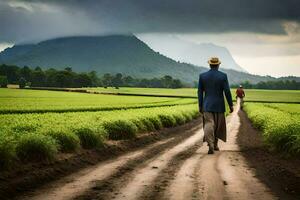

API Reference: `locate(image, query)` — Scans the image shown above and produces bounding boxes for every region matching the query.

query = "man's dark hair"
[209,64,219,68]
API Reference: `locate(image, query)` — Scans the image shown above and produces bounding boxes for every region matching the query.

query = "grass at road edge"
[244,103,300,156]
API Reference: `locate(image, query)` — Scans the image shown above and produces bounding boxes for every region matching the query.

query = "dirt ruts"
[13,119,203,200]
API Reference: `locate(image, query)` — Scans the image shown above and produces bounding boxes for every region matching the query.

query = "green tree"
[74,73,92,87]
[55,70,74,88]
[20,66,31,82]
[19,77,26,88]
[31,69,46,87]
[0,64,20,83]
[65,67,73,73]
[44,68,58,87]
[171,79,183,88]
[149,77,162,88]
[138,78,150,87]
[0,75,8,88]
[102,73,113,88]
[35,66,42,71]
[112,73,123,88]
[123,76,134,86]
[88,71,100,86]
[162,75,173,88]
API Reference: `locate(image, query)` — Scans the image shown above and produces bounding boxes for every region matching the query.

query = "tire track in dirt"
[111,131,203,200]
[196,152,229,200]
[19,121,202,200]
[164,151,203,200]
[161,107,240,200]
[20,141,161,200]
[138,143,202,200]
[218,152,274,200]
[192,106,275,200]
[150,103,277,200]
[74,108,236,200]
[115,107,237,200]
[76,127,204,200]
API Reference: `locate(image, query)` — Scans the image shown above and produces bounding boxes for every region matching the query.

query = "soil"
[237,110,300,199]
[1,105,299,200]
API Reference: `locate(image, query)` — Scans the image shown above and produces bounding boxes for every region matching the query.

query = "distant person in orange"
[236,85,245,109]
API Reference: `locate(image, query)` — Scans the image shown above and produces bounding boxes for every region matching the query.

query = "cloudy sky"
[1,0,300,77]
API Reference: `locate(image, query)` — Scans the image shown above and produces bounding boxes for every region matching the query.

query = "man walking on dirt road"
[236,85,245,109]
[198,57,234,154]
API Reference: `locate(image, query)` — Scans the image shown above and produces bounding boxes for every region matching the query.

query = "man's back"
[198,69,233,113]
[236,88,245,98]
[198,57,233,154]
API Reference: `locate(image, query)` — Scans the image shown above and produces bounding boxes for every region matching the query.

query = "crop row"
[244,103,300,155]
[0,99,197,114]
[264,103,300,115]
[89,87,300,103]
[0,88,196,114]
[0,104,199,168]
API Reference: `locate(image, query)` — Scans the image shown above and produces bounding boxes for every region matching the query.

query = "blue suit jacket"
[198,69,233,113]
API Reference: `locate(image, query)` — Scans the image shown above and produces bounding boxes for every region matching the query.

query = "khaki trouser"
[203,112,226,148]
[237,97,244,108]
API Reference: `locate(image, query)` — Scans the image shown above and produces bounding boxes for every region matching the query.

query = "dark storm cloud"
[1,0,300,43]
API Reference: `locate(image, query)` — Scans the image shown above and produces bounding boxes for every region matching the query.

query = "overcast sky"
[1,0,300,77]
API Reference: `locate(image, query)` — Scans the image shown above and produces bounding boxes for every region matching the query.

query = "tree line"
[232,80,300,90]
[1,64,299,90]
[0,64,183,88]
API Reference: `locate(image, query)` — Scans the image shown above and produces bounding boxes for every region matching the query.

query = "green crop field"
[240,89,300,103]
[0,104,199,167]
[0,88,200,167]
[0,88,196,114]
[1,87,299,167]
[88,87,300,103]
[244,103,300,155]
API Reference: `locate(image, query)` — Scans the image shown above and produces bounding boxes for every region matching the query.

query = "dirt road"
[17,106,300,200]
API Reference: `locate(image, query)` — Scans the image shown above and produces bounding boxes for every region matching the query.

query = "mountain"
[182,42,247,72]
[138,34,246,72]
[0,35,288,85]
[0,35,206,84]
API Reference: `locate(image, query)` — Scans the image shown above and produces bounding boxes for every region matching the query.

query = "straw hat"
[208,57,221,65]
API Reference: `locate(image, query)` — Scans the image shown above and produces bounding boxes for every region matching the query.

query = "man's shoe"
[208,148,214,154]
[214,146,220,151]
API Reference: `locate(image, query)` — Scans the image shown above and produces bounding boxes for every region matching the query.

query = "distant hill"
[278,76,300,82]
[184,42,247,72]
[0,35,294,85]
[138,34,246,72]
